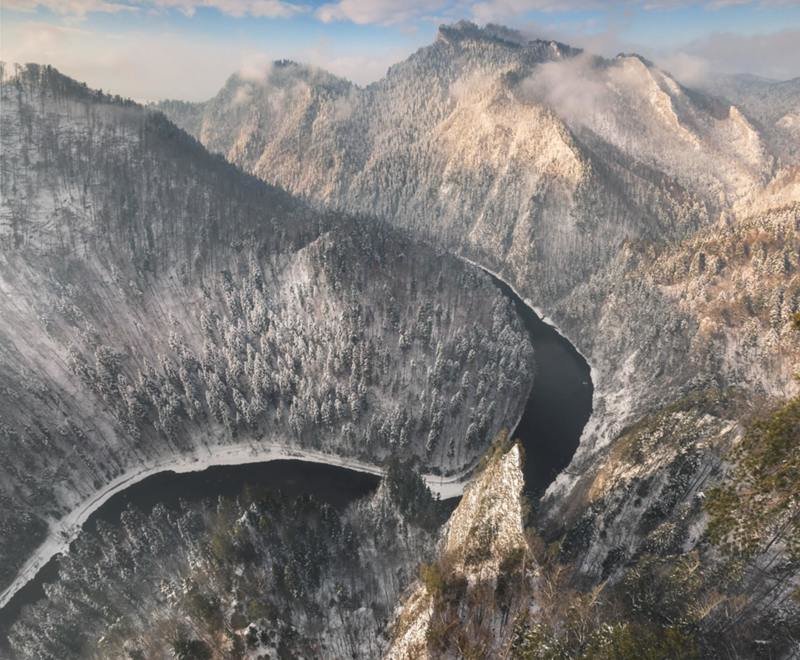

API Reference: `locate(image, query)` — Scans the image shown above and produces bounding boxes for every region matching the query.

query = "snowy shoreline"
[457,255,599,504]
[2,258,547,615]
[457,255,598,388]
[0,443,469,610]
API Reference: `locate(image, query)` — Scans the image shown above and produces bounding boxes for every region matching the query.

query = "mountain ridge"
[0,63,535,609]
[154,27,799,644]
[2,23,799,657]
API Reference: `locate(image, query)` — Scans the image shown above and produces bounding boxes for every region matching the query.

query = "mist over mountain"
[2,19,799,660]
[159,19,798,507]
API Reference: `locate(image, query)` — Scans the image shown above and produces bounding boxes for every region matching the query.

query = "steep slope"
[162,24,720,300]
[391,406,799,658]
[696,73,800,164]
[159,20,799,514]
[9,463,445,659]
[161,22,775,283]
[0,63,534,603]
[388,437,533,659]
[4,24,799,657]
[157,22,800,655]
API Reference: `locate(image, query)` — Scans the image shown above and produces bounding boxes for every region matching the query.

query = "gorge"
[0,261,594,652]
[0,17,798,659]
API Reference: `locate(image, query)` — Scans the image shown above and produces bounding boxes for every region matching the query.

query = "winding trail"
[0,262,594,635]
[0,442,469,612]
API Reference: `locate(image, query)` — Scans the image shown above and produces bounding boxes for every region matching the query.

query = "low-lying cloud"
[516,53,642,130]
[660,29,800,83]
[508,19,800,85]
[2,1,797,102]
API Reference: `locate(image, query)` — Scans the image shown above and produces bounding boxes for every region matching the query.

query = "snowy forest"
[0,64,533,598]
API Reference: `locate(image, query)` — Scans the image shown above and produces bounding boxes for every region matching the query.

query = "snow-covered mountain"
[159,19,798,520]
[161,21,783,277]
[2,20,799,659]
[696,73,800,164]
[155,23,800,657]
[0,62,533,615]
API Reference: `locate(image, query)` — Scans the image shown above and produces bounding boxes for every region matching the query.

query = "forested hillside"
[159,23,800,657]
[160,22,799,494]
[0,63,533,602]
[9,463,445,659]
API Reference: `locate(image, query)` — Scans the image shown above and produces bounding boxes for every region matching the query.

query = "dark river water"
[0,462,380,639]
[487,273,594,497]
[0,269,593,642]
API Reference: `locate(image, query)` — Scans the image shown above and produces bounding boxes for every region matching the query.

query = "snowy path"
[0,442,469,610]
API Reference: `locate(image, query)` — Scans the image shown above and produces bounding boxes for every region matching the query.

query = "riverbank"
[0,441,469,612]
[2,261,594,630]
[459,257,594,496]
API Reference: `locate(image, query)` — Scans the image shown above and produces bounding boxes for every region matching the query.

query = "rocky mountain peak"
[614,51,656,68]
[435,20,581,63]
[226,58,351,95]
[437,20,526,47]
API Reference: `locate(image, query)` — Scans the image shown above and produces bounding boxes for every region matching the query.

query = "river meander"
[0,268,593,640]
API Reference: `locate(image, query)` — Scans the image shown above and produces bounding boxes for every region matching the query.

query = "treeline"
[9,466,445,659]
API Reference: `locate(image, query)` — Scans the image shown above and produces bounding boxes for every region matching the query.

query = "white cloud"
[471,0,800,23]
[516,53,613,127]
[656,51,710,85]
[557,24,800,84]
[315,0,447,25]
[2,1,797,101]
[231,84,254,105]
[3,0,137,14]
[499,15,800,84]
[4,0,797,22]
[151,0,307,18]
[307,50,401,83]
[663,29,800,82]
[3,0,307,18]
[238,52,274,81]
[0,17,413,99]
[470,0,601,23]
[0,21,251,100]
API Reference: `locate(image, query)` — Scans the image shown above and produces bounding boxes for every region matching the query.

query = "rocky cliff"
[388,437,533,659]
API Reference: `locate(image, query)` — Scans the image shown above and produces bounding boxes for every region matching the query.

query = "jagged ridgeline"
[156,22,798,498]
[0,65,534,595]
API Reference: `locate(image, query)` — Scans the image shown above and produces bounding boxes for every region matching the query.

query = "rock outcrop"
[388,438,533,659]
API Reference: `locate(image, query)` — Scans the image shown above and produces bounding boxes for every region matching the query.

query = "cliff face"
[696,74,800,165]
[0,64,534,600]
[390,402,799,659]
[161,24,719,304]
[388,439,533,659]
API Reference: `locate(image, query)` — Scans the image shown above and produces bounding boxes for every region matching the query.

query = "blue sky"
[2,1,799,101]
